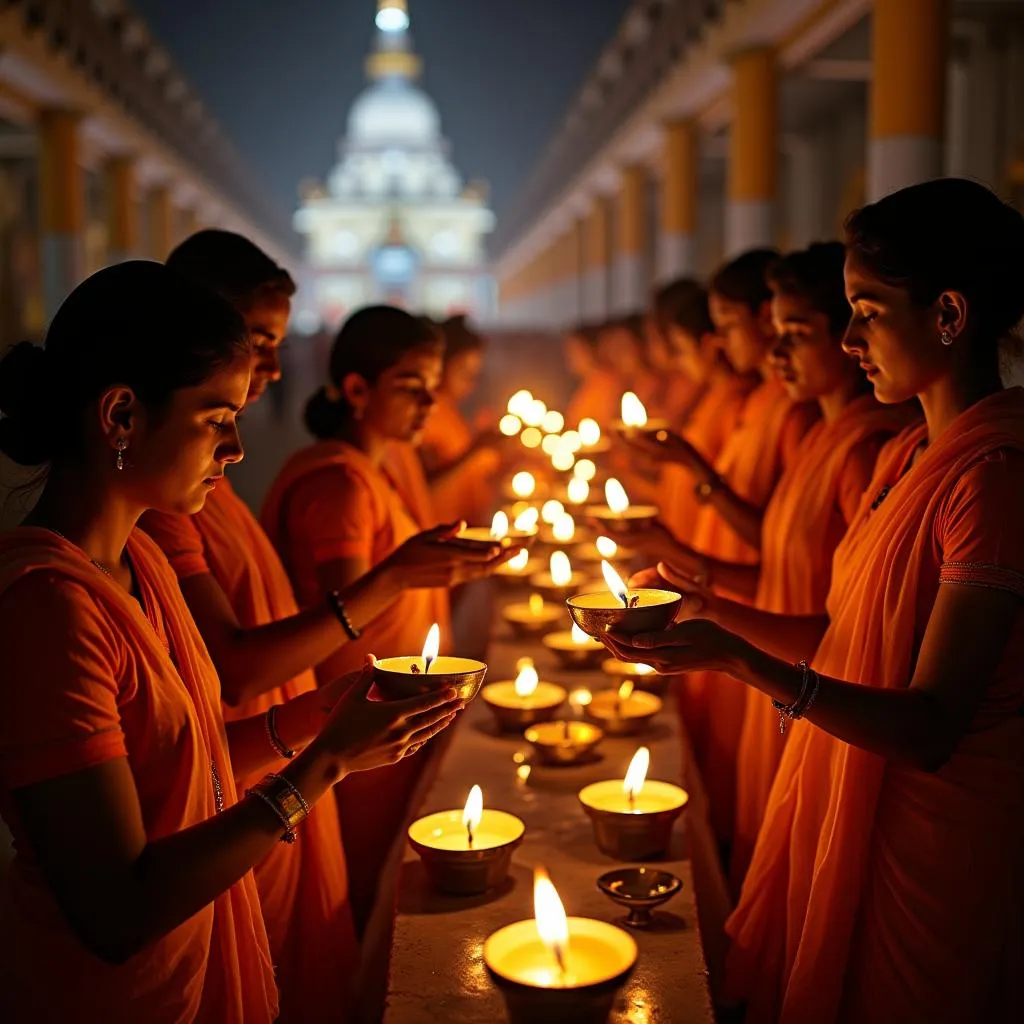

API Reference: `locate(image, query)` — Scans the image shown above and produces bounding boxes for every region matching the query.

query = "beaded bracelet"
[327,590,361,640]
[771,660,820,735]
[265,704,295,759]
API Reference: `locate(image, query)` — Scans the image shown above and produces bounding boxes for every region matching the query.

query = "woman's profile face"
[444,349,483,403]
[242,290,291,405]
[842,252,945,405]
[709,293,772,374]
[123,350,250,515]
[364,345,443,442]
[667,324,710,383]
[769,292,858,402]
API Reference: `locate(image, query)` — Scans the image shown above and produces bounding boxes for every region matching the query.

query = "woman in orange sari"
[606,179,1024,1023]
[0,263,463,1022]
[263,307,511,931]
[418,316,504,525]
[647,279,705,427]
[141,232,502,1020]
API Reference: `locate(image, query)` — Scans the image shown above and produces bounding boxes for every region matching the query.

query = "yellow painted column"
[726,47,778,256]
[660,119,699,279]
[105,156,138,264]
[615,164,648,313]
[146,185,175,261]
[584,196,611,321]
[869,0,948,199]
[38,109,85,318]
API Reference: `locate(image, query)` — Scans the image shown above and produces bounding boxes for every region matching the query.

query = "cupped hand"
[317,658,465,775]
[387,522,510,588]
[655,561,713,619]
[601,619,739,675]
[628,565,671,590]
[626,429,713,477]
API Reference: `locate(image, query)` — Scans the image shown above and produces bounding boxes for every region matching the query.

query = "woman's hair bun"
[0,342,57,466]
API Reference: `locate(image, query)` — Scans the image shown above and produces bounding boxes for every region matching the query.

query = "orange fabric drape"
[262,440,450,933]
[730,396,914,887]
[727,389,1024,1024]
[684,379,819,843]
[566,368,621,429]
[0,529,276,1024]
[142,479,357,1022]
[658,371,704,428]
[382,441,438,531]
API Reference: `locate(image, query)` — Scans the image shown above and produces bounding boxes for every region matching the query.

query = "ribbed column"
[105,156,138,265]
[583,197,611,322]
[726,48,778,256]
[39,109,85,318]
[869,0,948,200]
[659,120,699,280]
[615,165,647,313]
[146,185,175,261]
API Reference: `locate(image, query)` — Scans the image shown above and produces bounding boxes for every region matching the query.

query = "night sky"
[132,0,631,224]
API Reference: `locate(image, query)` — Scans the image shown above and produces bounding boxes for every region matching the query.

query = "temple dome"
[347,80,440,148]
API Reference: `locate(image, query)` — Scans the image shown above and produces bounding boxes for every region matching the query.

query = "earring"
[940,330,953,347]
[115,437,127,471]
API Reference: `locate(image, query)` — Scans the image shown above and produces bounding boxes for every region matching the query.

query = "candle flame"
[421,623,440,672]
[623,746,650,802]
[514,663,540,698]
[499,413,522,437]
[516,656,535,673]
[574,458,597,482]
[552,513,576,544]
[569,687,592,708]
[490,510,509,539]
[514,507,539,532]
[566,477,590,505]
[560,429,581,453]
[601,560,629,607]
[528,594,545,616]
[462,784,483,841]
[521,426,543,449]
[542,409,565,434]
[541,499,564,524]
[541,433,561,456]
[512,471,536,498]
[570,623,590,646]
[516,764,532,784]
[522,399,547,427]
[551,448,576,473]
[533,867,570,972]
[618,680,635,702]
[595,535,618,558]
[550,551,573,587]
[507,548,529,571]
[634,663,655,675]
[507,389,533,417]
[578,418,601,447]
[621,391,648,428]
[605,478,630,515]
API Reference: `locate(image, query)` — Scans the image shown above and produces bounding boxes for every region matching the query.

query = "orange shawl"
[731,396,913,888]
[0,529,276,1024]
[143,479,357,1023]
[727,389,1024,1023]
[382,441,437,531]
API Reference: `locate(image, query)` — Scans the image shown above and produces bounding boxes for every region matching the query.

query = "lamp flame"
[514,663,540,699]
[570,623,590,646]
[507,389,533,417]
[551,449,576,473]
[578,418,601,447]
[634,663,655,675]
[569,687,592,710]
[499,414,522,437]
[507,548,529,571]
[550,551,573,587]
[621,392,648,428]
[595,535,618,558]
[618,680,635,702]
[605,478,630,515]
[623,746,650,805]
[541,499,565,524]
[521,427,543,449]
[490,511,509,539]
[566,477,590,505]
[601,560,629,607]
[421,623,440,672]
[528,593,545,616]
[522,399,547,427]
[462,784,483,846]
[542,409,565,434]
[552,513,576,544]
[514,507,539,532]
[512,471,536,498]
[533,867,570,977]
[574,458,597,482]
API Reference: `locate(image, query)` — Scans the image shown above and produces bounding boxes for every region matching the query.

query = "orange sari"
[727,389,1024,1023]
[0,529,276,1024]
[383,441,437,531]
[685,378,819,843]
[730,395,912,888]
[566,368,621,429]
[262,440,450,933]
[419,395,500,525]
[142,478,358,1022]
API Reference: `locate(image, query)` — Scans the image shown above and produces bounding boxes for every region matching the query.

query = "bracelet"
[327,590,361,640]
[771,660,818,735]
[246,773,310,844]
[265,704,295,759]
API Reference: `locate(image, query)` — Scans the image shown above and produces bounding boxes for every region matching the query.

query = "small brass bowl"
[586,505,660,535]
[502,601,565,638]
[525,720,605,766]
[597,867,682,927]
[455,526,538,552]
[493,555,545,585]
[481,681,567,732]
[373,656,487,702]
[542,630,605,670]
[585,689,662,736]
[601,658,666,694]
[566,589,681,638]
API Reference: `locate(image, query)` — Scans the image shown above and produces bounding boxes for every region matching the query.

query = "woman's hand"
[654,561,715,619]
[602,619,743,676]
[625,429,716,482]
[316,659,465,775]
[385,522,515,588]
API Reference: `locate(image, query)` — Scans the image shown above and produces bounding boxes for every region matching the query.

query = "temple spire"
[367,1,421,81]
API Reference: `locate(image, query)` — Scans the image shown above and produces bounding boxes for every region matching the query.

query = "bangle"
[246,773,310,844]
[771,660,818,735]
[327,590,361,640]
[265,704,295,759]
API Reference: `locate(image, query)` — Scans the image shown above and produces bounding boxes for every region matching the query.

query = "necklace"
[45,527,225,814]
